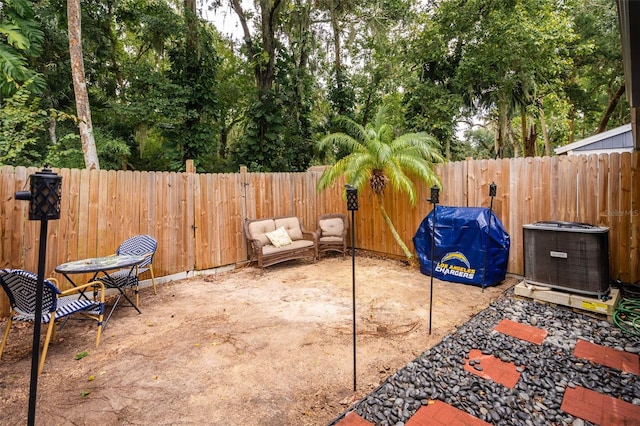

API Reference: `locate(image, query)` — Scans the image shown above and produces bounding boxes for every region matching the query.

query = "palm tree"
[317,106,445,265]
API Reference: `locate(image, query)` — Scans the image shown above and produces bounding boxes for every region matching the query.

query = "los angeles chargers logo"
[440,251,471,269]
[436,251,476,280]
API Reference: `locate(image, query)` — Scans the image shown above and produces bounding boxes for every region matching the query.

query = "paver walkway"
[334,318,640,425]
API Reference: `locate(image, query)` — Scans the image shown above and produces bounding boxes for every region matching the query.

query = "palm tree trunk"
[377,195,416,266]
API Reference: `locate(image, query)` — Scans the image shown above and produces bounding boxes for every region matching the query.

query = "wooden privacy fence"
[1,152,638,317]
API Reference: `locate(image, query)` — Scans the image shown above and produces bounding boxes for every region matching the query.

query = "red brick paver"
[561,385,640,425]
[574,339,640,375]
[463,349,521,388]
[334,411,373,426]
[493,319,548,345]
[406,400,491,426]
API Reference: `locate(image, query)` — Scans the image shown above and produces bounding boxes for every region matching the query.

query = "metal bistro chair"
[99,235,157,308]
[0,269,105,374]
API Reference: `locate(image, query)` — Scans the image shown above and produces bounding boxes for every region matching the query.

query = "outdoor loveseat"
[244,216,318,268]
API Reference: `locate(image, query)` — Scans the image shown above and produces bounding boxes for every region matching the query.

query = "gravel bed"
[330,288,640,426]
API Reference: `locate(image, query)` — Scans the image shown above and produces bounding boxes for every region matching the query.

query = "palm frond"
[318,132,358,152]
[332,115,367,143]
[372,105,389,129]
[378,123,394,144]
[392,132,445,163]
[371,138,391,167]
[384,160,417,203]
[394,153,441,187]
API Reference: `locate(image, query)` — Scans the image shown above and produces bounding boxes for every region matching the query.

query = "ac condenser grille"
[523,222,609,297]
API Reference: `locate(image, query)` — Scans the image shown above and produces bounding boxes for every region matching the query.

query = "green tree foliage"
[229,0,322,172]
[564,0,626,138]
[45,127,130,170]
[60,0,221,171]
[0,0,628,169]
[406,0,573,157]
[0,85,48,164]
[164,22,221,171]
[317,105,444,264]
[213,38,253,171]
[0,0,45,97]
[231,90,287,171]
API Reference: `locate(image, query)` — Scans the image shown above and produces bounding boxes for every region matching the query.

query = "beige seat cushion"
[248,219,276,246]
[319,235,343,242]
[319,218,344,237]
[275,217,303,240]
[262,239,314,255]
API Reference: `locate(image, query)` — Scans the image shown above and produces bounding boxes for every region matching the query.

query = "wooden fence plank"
[609,155,622,279]
[193,173,206,269]
[597,154,610,227]
[618,153,632,283]
[466,157,479,207]
[21,168,39,273]
[532,156,544,222]
[1,167,17,270]
[509,158,525,274]
[86,170,100,258]
[584,155,599,226]
[576,155,589,221]
[631,153,640,283]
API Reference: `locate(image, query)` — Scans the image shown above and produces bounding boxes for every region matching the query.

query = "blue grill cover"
[413,206,510,287]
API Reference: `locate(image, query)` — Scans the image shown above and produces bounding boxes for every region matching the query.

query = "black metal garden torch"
[345,184,358,392]
[428,185,439,335]
[15,165,62,426]
[481,182,497,293]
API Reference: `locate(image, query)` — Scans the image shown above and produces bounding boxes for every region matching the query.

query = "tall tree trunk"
[568,108,575,144]
[253,0,282,94]
[495,93,508,158]
[106,1,123,95]
[539,101,551,156]
[219,126,229,157]
[376,194,416,266]
[229,1,281,92]
[507,124,519,157]
[230,0,283,150]
[185,0,198,55]
[596,82,625,134]
[68,0,99,169]
[522,105,537,157]
[182,0,200,163]
[330,0,346,115]
[48,117,57,145]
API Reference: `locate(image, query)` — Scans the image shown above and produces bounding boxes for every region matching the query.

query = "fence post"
[240,166,248,258]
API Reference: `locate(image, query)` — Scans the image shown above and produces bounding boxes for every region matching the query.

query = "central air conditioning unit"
[523,221,610,297]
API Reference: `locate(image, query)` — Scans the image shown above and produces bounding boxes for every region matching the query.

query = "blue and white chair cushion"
[98,235,158,306]
[0,269,105,374]
[2,270,102,322]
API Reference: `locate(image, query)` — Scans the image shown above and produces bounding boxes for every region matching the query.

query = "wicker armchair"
[316,213,348,259]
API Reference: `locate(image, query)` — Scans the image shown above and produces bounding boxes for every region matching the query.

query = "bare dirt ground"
[0,254,517,425]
